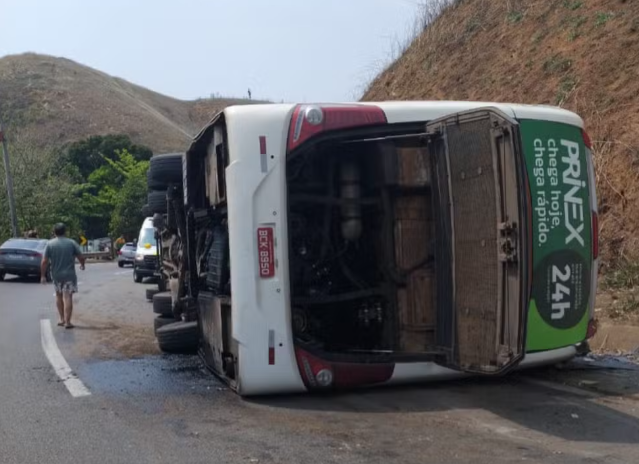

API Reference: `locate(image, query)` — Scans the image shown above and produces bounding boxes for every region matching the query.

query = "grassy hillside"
[0,53,259,153]
[363,0,639,270]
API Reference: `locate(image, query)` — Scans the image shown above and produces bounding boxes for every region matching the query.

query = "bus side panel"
[224,106,306,396]
[518,119,593,352]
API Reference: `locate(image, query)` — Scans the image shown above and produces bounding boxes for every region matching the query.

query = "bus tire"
[146,288,160,301]
[152,292,173,316]
[148,190,167,215]
[156,321,199,354]
[154,315,177,333]
[148,153,183,190]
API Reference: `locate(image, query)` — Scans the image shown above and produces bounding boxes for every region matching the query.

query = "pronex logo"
[560,140,586,247]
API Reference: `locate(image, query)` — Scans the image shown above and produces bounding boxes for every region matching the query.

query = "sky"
[0,0,422,102]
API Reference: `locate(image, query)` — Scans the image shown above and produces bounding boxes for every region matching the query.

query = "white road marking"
[39,319,91,398]
[114,271,130,276]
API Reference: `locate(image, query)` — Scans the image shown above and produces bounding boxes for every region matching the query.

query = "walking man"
[41,223,86,329]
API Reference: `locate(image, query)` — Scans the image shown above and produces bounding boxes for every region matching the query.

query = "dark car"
[0,238,51,282]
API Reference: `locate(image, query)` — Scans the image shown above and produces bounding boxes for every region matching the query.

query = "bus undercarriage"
[287,134,441,360]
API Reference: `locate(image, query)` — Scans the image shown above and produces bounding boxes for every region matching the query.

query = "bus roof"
[188,101,584,159]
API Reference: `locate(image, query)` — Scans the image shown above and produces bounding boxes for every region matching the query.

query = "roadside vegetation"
[0,130,151,242]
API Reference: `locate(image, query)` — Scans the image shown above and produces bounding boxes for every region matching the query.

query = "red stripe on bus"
[259,136,267,155]
[268,329,275,365]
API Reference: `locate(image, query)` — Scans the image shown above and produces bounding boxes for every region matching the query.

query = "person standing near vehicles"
[41,223,86,329]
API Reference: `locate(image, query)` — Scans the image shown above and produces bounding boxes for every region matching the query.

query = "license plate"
[257,227,275,278]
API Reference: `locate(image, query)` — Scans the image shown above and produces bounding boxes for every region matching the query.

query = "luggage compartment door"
[427,108,528,374]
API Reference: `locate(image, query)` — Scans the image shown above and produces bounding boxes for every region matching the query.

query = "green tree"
[97,149,149,239]
[64,134,152,179]
[65,135,153,238]
[0,130,151,244]
[109,170,148,240]
[0,129,81,240]
[73,148,149,239]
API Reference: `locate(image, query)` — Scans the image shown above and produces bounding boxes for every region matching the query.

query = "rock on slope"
[363,0,639,268]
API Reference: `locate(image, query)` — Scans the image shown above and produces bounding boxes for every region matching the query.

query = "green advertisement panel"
[519,120,592,352]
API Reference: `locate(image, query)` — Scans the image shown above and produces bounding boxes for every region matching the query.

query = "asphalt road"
[1,263,638,464]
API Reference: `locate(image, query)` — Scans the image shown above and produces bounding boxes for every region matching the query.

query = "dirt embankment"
[363,0,639,272]
[0,53,261,153]
[363,0,639,348]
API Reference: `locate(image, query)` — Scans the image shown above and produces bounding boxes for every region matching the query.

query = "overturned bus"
[144,101,598,396]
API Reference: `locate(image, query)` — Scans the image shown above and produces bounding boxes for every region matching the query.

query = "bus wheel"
[152,293,173,317]
[148,190,168,215]
[148,153,183,190]
[154,315,177,334]
[156,321,198,354]
[146,288,160,301]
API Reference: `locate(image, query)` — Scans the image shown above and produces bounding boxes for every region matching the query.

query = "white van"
[133,217,158,283]
[148,101,598,396]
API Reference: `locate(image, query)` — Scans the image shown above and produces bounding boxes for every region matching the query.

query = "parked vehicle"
[0,238,51,282]
[117,242,137,267]
[133,218,158,283]
[146,101,598,396]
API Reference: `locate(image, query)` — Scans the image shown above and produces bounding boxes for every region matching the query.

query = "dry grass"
[0,53,260,153]
[363,0,639,271]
